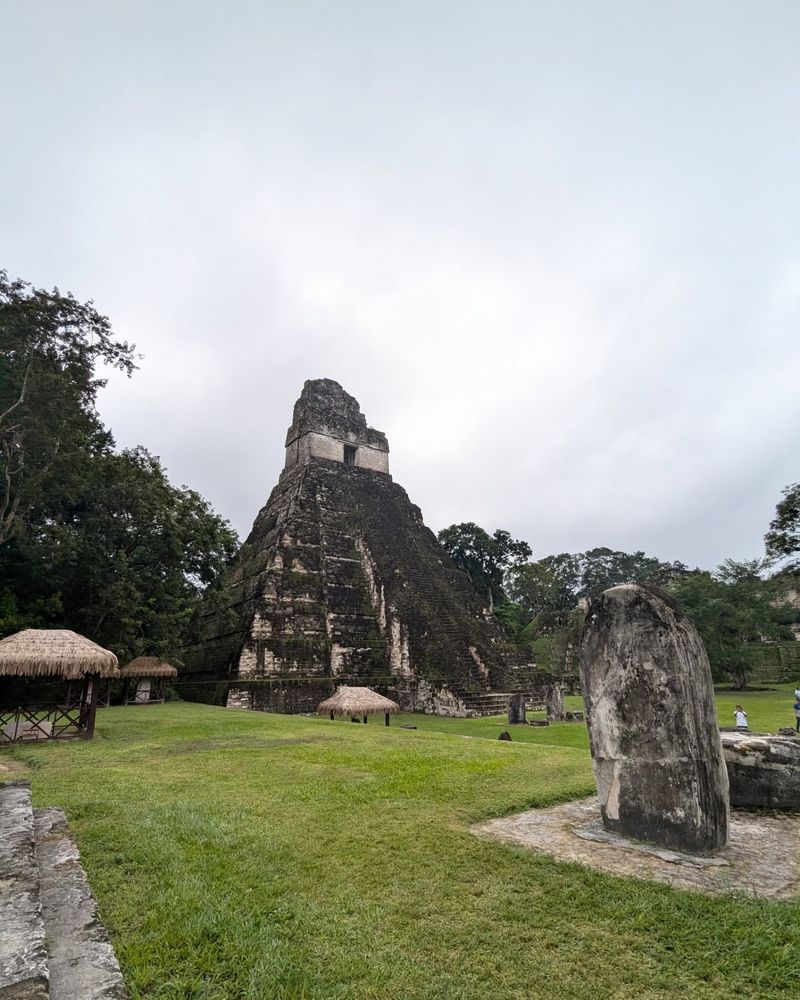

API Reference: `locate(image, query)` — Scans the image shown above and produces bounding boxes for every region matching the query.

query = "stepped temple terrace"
[183,379,536,715]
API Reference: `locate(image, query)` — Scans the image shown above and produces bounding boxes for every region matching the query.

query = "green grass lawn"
[2,692,799,1000]
[392,695,591,749]
[713,683,798,735]
[394,684,800,750]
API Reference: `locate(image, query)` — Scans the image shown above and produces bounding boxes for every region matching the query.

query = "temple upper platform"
[283,378,390,474]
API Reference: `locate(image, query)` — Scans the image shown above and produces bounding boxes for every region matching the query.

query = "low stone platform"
[35,809,129,1000]
[472,797,800,898]
[0,782,48,1000]
[721,732,800,811]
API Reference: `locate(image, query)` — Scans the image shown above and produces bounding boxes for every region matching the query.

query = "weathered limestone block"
[0,782,48,1000]
[721,733,800,811]
[508,692,526,724]
[34,808,129,999]
[580,585,729,854]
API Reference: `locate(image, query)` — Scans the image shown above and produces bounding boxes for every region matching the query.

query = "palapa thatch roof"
[317,685,400,716]
[121,656,178,679]
[0,629,120,679]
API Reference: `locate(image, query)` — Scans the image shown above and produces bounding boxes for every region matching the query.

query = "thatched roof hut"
[0,629,120,679]
[317,685,400,725]
[120,656,178,679]
[119,656,178,706]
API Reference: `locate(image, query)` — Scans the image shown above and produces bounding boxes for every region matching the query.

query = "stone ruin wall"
[285,431,390,474]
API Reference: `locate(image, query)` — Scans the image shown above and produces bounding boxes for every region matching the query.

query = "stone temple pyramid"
[183,379,533,715]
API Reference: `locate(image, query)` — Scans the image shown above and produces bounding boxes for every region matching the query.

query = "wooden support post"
[84,674,100,739]
[330,711,335,721]
[385,712,390,727]
[363,714,368,724]
[78,677,89,731]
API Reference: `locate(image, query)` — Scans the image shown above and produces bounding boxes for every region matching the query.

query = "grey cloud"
[2,1,799,568]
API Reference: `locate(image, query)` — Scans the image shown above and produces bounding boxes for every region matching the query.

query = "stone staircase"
[0,781,128,1000]
[459,691,546,717]
[319,516,389,677]
[459,692,513,716]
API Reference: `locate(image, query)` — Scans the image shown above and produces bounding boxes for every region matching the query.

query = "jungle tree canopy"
[0,270,238,664]
[437,522,531,609]
[765,482,800,571]
[0,269,136,546]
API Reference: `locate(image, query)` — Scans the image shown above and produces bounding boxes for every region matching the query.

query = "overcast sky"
[2,1,799,568]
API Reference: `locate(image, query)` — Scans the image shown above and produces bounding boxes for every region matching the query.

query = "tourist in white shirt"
[734,705,748,729]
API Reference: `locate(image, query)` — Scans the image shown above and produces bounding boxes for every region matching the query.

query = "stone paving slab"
[0,782,48,1000]
[34,808,128,1000]
[472,796,800,898]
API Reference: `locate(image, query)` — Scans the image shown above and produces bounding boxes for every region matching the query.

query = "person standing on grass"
[734,705,749,730]
[794,696,800,733]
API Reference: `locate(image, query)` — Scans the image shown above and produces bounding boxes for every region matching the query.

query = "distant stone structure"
[183,379,534,715]
[579,585,729,855]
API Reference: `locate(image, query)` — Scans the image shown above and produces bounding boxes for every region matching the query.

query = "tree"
[668,560,795,689]
[507,547,687,623]
[437,522,531,610]
[0,270,238,664]
[492,600,528,643]
[504,546,688,672]
[0,270,136,546]
[506,555,581,619]
[525,608,586,675]
[0,446,238,663]
[765,482,800,570]
[578,547,687,596]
